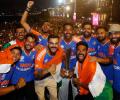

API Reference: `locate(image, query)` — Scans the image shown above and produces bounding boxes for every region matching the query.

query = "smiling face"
[16,28,25,41]
[48,38,59,56]
[41,22,51,33]
[24,36,36,51]
[83,24,92,38]
[63,24,73,40]
[110,32,120,44]
[11,48,21,63]
[76,45,88,63]
[97,28,107,42]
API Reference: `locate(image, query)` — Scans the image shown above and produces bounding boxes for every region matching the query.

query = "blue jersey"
[11,49,36,84]
[35,52,55,80]
[82,37,99,56]
[44,53,53,64]
[37,35,47,46]
[60,40,76,70]
[0,68,13,87]
[113,45,120,92]
[97,42,113,80]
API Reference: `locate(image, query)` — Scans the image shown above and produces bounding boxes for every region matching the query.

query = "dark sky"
[0,0,57,12]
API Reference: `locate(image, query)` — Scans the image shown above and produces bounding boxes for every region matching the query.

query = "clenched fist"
[27,1,34,9]
[16,78,26,89]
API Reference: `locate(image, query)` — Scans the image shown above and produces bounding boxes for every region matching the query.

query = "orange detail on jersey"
[35,47,64,69]
[31,29,41,36]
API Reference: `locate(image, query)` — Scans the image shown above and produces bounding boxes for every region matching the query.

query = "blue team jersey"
[97,42,113,80]
[37,35,48,46]
[11,49,36,84]
[113,45,120,92]
[60,40,76,70]
[36,52,53,71]
[44,53,53,64]
[0,68,13,87]
[82,37,99,56]
[35,52,56,80]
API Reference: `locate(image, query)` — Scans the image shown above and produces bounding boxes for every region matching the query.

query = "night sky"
[0,0,57,12]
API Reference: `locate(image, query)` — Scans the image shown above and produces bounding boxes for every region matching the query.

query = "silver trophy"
[65,48,71,77]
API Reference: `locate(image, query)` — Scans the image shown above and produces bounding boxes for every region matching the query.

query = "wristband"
[25,7,31,12]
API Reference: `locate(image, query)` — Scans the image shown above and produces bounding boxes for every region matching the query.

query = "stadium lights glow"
[65,6,70,11]
[70,0,73,3]
[58,0,64,4]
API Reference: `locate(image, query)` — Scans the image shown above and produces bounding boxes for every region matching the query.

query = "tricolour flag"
[89,63,113,100]
[74,55,113,100]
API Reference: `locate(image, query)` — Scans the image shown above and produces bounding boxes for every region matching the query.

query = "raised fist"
[27,1,34,8]
[16,78,26,89]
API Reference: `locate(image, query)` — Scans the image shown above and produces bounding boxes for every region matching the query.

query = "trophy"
[65,48,71,77]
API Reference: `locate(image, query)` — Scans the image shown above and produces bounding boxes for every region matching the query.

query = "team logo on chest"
[44,59,48,63]
[20,56,24,62]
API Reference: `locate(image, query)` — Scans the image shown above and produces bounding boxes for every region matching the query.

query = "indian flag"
[0,64,11,73]
[74,56,113,100]
[3,40,16,49]
[88,62,113,100]
[0,47,14,73]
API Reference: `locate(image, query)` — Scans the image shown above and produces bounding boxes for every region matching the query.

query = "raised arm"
[20,1,34,33]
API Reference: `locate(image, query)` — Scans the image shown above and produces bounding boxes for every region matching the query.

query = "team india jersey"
[31,29,48,47]
[37,35,47,46]
[113,45,120,93]
[11,49,36,84]
[0,68,13,87]
[96,42,113,81]
[82,37,99,56]
[60,40,76,70]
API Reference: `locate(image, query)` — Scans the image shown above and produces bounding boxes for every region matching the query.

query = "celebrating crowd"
[0,1,120,100]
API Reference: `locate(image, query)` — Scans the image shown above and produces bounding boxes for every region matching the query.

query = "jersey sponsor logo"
[98,52,106,58]
[88,48,95,52]
[20,63,33,68]
[0,80,9,87]
[16,64,34,71]
[88,48,96,56]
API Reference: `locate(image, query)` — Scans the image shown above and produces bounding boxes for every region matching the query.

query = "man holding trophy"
[59,23,77,100]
